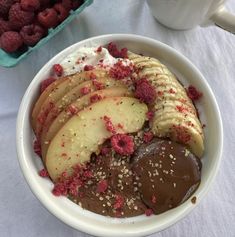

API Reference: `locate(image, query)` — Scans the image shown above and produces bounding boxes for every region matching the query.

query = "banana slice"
[128,51,204,157]
[155,117,204,157]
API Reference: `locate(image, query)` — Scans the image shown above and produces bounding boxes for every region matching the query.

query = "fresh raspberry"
[0,31,23,53]
[20,24,45,46]
[39,0,50,7]
[21,0,40,12]
[111,134,134,155]
[134,78,156,104]
[37,8,59,29]
[9,3,34,30]
[72,0,83,10]
[61,0,72,11]
[187,85,203,101]
[0,19,11,36]
[53,3,69,23]
[53,63,63,76]
[0,0,14,17]
[40,77,56,93]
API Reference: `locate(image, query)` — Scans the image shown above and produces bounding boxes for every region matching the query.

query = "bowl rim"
[16,33,223,237]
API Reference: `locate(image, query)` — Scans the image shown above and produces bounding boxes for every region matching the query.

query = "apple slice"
[33,69,108,137]
[41,87,133,161]
[40,77,128,150]
[31,78,65,131]
[46,97,147,181]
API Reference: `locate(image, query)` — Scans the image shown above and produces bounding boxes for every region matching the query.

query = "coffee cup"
[147,0,235,33]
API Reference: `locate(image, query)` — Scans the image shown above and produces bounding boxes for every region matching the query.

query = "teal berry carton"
[0,0,93,68]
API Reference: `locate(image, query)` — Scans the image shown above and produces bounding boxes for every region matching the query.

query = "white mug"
[147,0,235,33]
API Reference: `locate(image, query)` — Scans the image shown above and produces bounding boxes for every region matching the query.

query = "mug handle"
[210,6,235,33]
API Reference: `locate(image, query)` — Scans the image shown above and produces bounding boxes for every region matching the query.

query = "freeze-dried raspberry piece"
[40,77,56,93]
[135,78,156,104]
[39,168,49,177]
[187,85,203,101]
[97,180,108,193]
[53,64,63,76]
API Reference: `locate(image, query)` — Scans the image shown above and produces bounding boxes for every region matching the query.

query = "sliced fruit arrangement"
[32,68,108,136]
[46,97,147,181]
[41,86,133,161]
[128,51,204,157]
[32,44,205,218]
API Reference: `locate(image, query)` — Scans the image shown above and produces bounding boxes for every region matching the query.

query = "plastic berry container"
[0,0,93,68]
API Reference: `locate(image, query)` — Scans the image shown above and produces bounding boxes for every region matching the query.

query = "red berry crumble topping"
[146,110,154,121]
[113,194,124,210]
[84,65,94,71]
[111,134,134,155]
[143,131,154,143]
[40,77,56,93]
[80,86,91,95]
[187,85,203,101]
[39,168,49,177]
[145,208,154,216]
[109,61,133,80]
[134,78,156,104]
[103,115,116,134]
[33,138,41,157]
[107,42,128,58]
[96,179,108,193]
[90,94,102,103]
[53,64,63,76]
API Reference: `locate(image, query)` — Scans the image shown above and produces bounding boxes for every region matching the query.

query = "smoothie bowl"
[16,34,223,237]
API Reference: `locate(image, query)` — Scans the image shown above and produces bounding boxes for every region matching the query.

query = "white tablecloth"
[1,1,235,236]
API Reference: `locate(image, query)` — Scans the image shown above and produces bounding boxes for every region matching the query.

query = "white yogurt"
[60,47,123,76]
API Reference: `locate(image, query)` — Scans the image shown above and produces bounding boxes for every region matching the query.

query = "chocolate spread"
[132,138,201,214]
[70,138,201,217]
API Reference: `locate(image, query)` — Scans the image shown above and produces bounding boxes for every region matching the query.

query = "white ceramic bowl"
[16,34,223,237]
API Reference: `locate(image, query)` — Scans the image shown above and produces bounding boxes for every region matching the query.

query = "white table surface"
[1,1,235,236]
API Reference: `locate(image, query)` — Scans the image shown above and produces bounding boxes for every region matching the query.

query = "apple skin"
[41,87,133,161]
[46,97,148,181]
[32,69,108,136]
